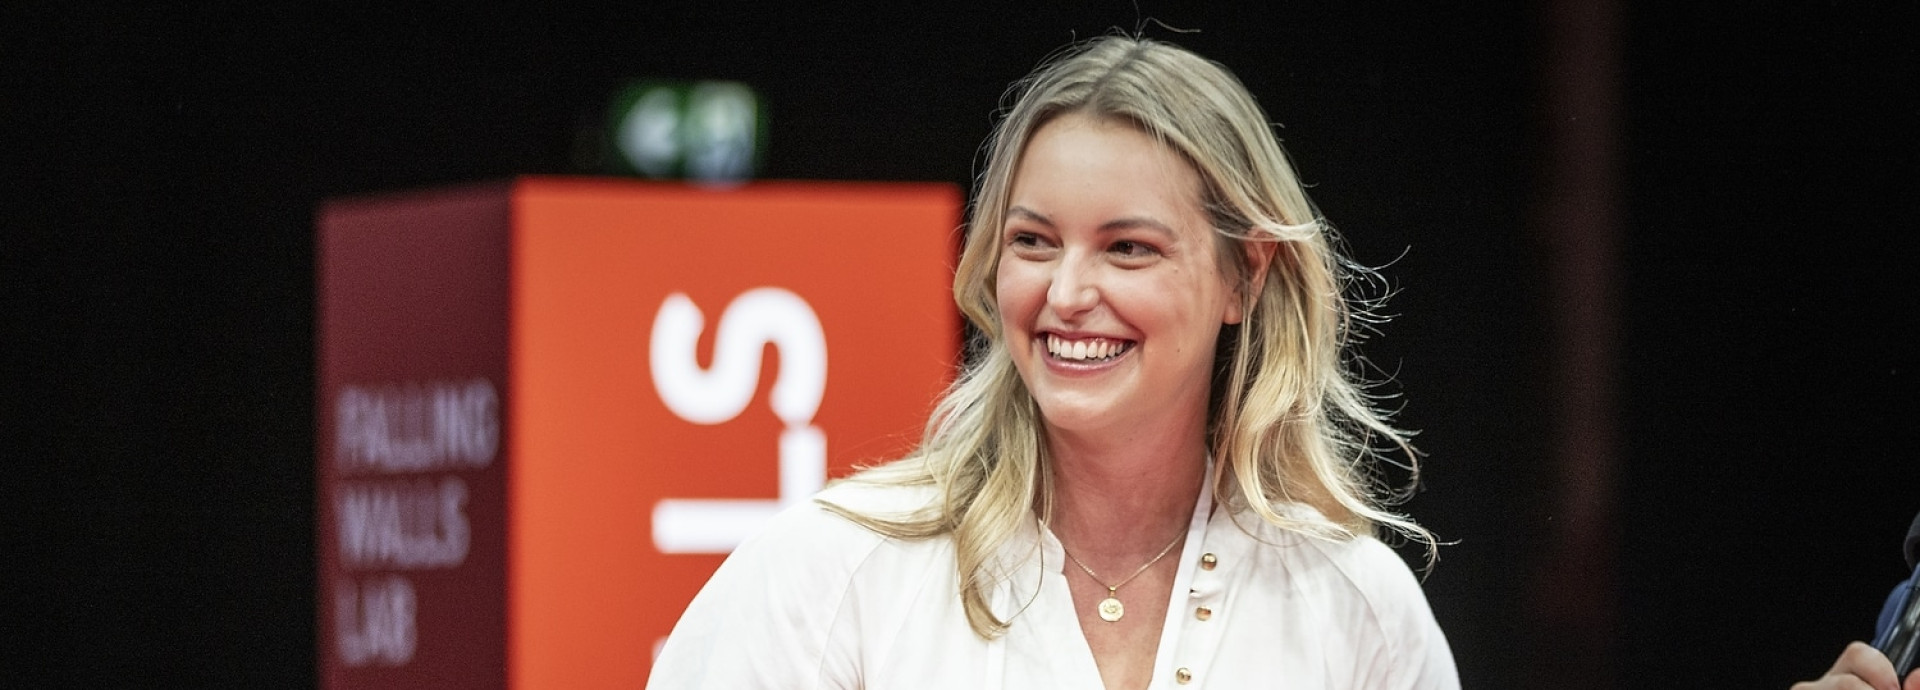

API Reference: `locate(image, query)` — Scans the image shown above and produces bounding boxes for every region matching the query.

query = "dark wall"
[3,2,1912,688]
[1617,2,1919,685]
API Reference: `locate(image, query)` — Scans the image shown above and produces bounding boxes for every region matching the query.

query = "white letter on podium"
[649,288,826,553]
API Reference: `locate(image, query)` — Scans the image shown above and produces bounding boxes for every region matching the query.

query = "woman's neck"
[1040,420,1209,564]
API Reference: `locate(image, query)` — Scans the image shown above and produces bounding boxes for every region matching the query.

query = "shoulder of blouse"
[712,480,949,589]
[813,478,942,521]
[1229,501,1450,682]
[1227,500,1436,631]
[649,483,955,689]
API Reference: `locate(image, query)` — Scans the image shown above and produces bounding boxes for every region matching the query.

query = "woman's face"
[995,113,1242,441]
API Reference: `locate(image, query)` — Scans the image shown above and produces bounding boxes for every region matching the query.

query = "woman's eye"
[1008,231,1051,250]
[1111,240,1157,258]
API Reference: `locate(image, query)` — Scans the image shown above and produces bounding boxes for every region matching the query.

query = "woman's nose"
[1045,252,1099,318]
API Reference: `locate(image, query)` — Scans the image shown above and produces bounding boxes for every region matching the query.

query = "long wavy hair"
[820,35,1433,639]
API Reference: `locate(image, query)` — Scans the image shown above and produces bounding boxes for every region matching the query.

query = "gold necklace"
[1055,529,1186,623]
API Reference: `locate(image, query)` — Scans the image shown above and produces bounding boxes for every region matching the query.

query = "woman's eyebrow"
[1097,216,1175,239]
[1006,206,1176,238]
[1005,205,1053,227]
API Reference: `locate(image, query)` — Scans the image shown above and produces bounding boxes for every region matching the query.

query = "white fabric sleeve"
[1350,540,1460,690]
[646,501,879,689]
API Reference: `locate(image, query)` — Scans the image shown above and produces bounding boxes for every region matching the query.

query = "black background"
[4,2,1916,687]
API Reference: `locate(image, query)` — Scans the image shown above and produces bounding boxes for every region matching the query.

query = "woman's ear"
[1225,240,1279,325]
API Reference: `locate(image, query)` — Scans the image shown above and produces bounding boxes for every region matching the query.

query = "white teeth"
[1046,335,1129,362]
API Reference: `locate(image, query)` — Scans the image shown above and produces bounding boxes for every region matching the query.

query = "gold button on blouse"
[1195,606,1212,621]
[1199,553,1217,570]
[1176,667,1193,684]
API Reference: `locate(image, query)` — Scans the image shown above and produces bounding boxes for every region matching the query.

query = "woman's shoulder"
[814,477,943,519]
[650,481,952,687]
[710,479,948,589]
[1228,502,1432,609]
[1225,503,1456,684]
[736,480,942,569]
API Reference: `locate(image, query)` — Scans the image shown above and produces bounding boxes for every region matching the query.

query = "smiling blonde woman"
[650,35,1457,690]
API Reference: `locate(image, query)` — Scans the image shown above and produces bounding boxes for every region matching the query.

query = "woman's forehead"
[1006,115,1204,217]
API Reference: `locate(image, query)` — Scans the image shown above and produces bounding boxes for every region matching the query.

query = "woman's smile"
[1044,334,1135,364]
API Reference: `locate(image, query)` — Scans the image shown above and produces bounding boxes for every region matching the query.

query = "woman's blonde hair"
[821,34,1432,639]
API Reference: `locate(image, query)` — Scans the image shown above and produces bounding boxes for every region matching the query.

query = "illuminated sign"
[607,81,765,184]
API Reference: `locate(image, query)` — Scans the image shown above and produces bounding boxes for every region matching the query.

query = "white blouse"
[649,474,1458,689]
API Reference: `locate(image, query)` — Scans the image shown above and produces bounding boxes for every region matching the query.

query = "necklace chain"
[1054,526,1186,620]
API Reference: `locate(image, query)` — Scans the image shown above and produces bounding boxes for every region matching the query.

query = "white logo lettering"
[335,575,418,667]
[649,288,826,553]
[335,477,471,569]
[335,379,499,474]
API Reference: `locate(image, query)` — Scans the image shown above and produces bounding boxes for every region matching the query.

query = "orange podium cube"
[317,177,961,689]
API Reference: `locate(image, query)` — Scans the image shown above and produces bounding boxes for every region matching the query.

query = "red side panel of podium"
[318,183,513,690]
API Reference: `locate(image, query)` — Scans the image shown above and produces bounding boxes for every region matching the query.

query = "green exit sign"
[606,80,766,184]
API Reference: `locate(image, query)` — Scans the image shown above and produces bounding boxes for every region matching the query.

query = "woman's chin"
[1031,397,1132,437]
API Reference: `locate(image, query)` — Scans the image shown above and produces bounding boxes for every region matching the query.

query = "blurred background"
[4,2,1915,687]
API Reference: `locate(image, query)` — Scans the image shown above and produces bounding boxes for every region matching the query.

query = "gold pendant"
[1098,596,1124,622]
